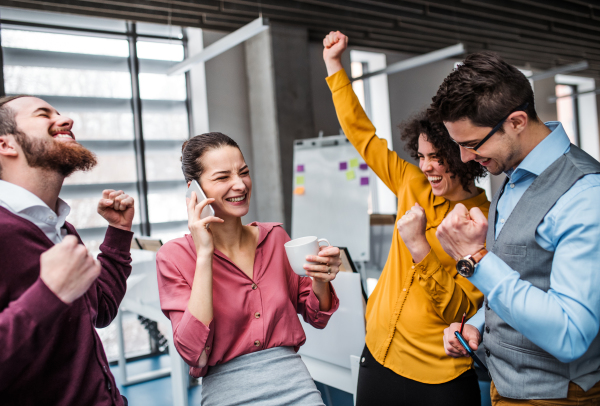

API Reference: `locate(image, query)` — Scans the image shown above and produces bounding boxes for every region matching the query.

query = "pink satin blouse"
[156,222,339,377]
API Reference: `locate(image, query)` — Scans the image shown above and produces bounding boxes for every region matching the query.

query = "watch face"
[457,259,474,277]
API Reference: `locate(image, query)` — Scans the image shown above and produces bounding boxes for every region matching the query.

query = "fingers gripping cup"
[284,236,331,277]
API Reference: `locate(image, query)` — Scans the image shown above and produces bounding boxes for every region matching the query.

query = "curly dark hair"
[400,110,486,193]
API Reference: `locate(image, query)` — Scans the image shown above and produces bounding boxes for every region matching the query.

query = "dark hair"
[428,51,538,128]
[0,95,30,137]
[400,110,486,193]
[0,95,31,178]
[181,132,242,182]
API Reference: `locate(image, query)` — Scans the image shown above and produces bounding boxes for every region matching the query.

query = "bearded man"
[0,95,135,406]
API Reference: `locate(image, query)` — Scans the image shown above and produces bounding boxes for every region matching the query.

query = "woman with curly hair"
[323,31,489,406]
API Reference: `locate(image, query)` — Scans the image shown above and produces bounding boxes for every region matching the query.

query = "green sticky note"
[296,175,305,185]
[350,158,359,168]
[346,170,356,180]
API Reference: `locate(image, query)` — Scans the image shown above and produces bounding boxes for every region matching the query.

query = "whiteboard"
[298,272,366,369]
[291,135,370,262]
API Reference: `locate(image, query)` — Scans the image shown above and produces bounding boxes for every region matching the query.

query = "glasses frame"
[455,102,530,154]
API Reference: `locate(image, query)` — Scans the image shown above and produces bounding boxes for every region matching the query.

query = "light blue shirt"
[467,122,600,363]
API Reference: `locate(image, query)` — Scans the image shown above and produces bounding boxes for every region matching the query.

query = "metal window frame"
[127,21,151,236]
[0,18,192,238]
[556,83,581,147]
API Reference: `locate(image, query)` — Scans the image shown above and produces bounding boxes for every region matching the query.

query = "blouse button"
[510,183,515,189]
[254,340,261,347]
[206,346,211,351]
[251,283,258,290]
[254,312,261,319]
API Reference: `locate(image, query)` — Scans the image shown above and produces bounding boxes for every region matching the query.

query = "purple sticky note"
[360,177,369,186]
[297,164,304,172]
[359,163,368,170]
[339,162,348,170]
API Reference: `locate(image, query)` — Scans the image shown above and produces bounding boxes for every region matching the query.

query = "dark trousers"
[356,345,481,406]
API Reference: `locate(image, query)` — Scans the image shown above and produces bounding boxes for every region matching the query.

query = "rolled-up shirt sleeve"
[156,253,214,373]
[296,277,339,329]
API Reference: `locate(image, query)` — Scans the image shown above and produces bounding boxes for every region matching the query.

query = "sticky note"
[296,164,304,172]
[339,162,347,170]
[296,175,305,185]
[359,163,368,170]
[350,158,359,168]
[360,177,369,186]
[346,170,355,180]
[294,186,305,195]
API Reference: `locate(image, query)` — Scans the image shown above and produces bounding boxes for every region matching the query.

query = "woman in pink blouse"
[156,132,341,406]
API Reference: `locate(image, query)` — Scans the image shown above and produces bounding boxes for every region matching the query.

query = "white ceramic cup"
[284,236,331,277]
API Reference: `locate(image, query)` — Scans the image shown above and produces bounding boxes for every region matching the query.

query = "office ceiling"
[2,0,599,79]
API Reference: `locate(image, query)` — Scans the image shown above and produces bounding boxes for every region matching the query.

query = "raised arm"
[157,194,223,370]
[93,189,135,327]
[323,31,419,194]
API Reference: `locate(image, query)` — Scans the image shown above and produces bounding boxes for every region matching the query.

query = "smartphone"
[186,180,215,219]
[454,331,489,374]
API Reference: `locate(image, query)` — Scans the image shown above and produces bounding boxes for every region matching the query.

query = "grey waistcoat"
[483,144,600,399]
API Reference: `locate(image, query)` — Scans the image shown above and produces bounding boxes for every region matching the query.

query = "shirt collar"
[0,180,70,225]
[505,121,571,180]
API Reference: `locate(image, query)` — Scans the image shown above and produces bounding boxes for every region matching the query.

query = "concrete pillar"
[185,27,209,135]
[184,27,257,223]
[245,23,315,231]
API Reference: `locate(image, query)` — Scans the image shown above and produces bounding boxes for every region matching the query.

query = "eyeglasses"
[453,102,529,154]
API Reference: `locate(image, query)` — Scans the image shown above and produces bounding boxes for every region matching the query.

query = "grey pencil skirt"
[201,346,326,406]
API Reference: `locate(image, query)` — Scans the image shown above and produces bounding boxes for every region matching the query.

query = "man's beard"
[16,132,97,177]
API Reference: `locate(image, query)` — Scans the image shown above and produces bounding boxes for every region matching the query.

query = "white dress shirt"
[0,180,71,244]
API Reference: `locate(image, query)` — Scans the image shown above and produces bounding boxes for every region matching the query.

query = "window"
[556,84,579,145]
[350,50,397,215]
[1,8,192,249]
[555,74,600,161]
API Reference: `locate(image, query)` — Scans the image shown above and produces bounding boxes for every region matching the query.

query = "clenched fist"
[436,203,487,261]
[397,203,430,263]
[322,31,348,76]
[40,235,101,304]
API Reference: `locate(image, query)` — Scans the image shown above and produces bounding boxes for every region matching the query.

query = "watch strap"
[471,248,488,264]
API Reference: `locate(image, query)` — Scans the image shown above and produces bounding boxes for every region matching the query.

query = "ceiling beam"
[351,43,465,81]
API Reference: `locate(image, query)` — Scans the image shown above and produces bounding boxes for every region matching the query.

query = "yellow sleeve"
[414,249,484,323]
[326,69,421,195]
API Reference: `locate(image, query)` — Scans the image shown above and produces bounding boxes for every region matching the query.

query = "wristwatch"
[456,248,488,277]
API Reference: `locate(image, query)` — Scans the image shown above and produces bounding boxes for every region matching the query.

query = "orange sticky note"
[294,186,305,195]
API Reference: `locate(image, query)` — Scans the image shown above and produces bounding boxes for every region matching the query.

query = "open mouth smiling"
[428,176,442,185]
[226,195,246,203]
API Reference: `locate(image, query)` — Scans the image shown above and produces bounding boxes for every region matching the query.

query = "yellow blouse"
[326,69,489,384]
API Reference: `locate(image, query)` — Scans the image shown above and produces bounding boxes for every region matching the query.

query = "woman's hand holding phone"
[186,192,224,256]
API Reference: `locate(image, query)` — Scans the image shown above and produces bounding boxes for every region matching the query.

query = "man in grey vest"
[430,52,600,405]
